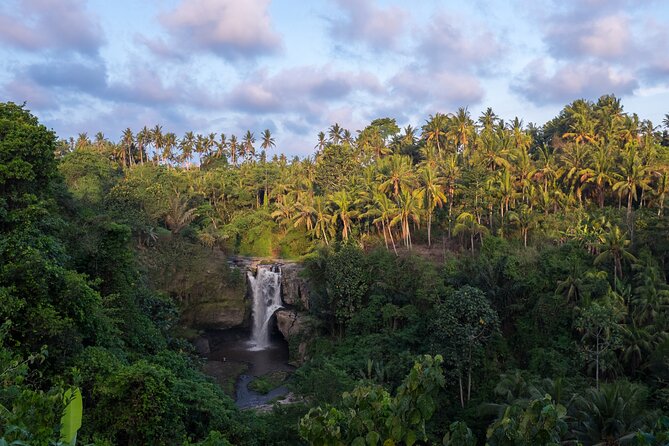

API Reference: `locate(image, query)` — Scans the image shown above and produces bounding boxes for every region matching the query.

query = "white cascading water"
[247,264,283,350]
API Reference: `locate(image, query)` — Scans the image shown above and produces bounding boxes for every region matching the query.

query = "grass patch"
[248,370,290,395]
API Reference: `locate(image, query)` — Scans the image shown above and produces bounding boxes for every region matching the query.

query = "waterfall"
[247,264,283,350]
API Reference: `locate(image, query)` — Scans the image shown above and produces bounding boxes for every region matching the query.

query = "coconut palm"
[180,131,195,169]
[369,192,399,254]
[594,224,637,280]
[377,154,416,198]
[508,204,538,247]
[422,113,449,154]
[453,211,488,252]
[312,196,334,245]
[243,130,256,162]
[261,129,275,152]
[120,128,134,168]
[329,190,358,240]
[390,189,422,249]
[613,150,650,235]
[150,125,164,165]
[416,165,446,247]
[136,126,150,164]
[229,135,239,165]
[328,123,343,145]
[163,132,177,167]
[315,131,326,151]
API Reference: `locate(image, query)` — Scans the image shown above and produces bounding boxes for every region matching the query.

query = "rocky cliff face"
[280,263,310,310]
[140,239,249,331]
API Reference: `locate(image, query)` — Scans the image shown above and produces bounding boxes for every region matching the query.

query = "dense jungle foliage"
[2,97,669,445]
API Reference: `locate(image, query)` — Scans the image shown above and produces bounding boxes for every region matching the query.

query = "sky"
[1,0,668,157]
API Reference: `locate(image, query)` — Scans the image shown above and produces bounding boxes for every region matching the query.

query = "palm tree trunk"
[387,219,397,255]
[381,221,388,250]
[427,211,432,248]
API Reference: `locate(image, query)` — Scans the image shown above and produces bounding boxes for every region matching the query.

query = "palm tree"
[572,381,651,445]
[402,125,417,147]
[422,113,449,154]
[120,128,134,168]
[261,129,275,152]
[243,130,256,162]
[377,154,415,198]
[450,107,475,157]
[164,193,197,234]
[328,123,343,145]
[177,131,193,169]
[312,196,334,245]
[416,165,446,247]
[581,143,614,208]
[163,132,177,167]
[453,211,488,252]
[508,204,538,247]
[390,189,422,249]
[558,142,589,205]
[369,192,398,254]
[216,133,227,159]
[94,131,107,150]
[594,224,636,280]
[330,190,358,240]
[441,153,461,237]
[151,125,164,166]
[315,131,326,151]
[562,99,596,146]
[229,135,239,165]
[76,132,90,149]
[613,150,650,236]
[136,126,150,164]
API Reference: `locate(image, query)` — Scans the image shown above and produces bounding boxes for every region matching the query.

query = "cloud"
[328,0,409,51]
[545,13,632,61]
[0,0,103,56]
[415,12,503,73]
[227,66,383,114]
[390,69,484,111]
[512,60,638,105]
[26,61,107,92]
[158,0,282,60]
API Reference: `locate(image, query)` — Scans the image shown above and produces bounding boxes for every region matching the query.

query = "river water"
[205,325,293,407]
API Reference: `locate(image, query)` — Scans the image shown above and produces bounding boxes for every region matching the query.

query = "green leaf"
[405,430,417,446]
[59,387,83,446]
[366,431,380,445]
[352,436,366,446]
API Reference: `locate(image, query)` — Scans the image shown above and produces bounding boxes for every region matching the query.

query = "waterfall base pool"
[203,328,294,408]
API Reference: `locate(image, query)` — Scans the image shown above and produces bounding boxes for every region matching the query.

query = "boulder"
[275,309,308,339]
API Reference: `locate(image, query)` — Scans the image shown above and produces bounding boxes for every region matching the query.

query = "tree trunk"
[596,336,600,390]
[458,373,465,408]
[427,211,432,248]
[387,220,397,255]
[467,346,472,402]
